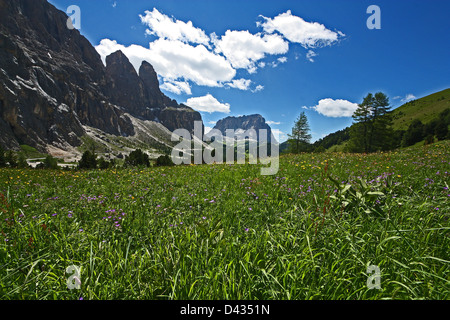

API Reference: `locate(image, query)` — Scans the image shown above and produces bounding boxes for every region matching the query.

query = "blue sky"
[48,0,450,142]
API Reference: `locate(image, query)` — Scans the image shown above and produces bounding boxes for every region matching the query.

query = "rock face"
[213,114,275,143]
[0,0,202,152]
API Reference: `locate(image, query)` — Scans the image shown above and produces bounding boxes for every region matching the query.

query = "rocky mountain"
[0,0,202,157]
[213,114,276,143]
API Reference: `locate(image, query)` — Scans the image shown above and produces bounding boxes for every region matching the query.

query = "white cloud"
[401,94,416,102]
[185,94,231,114]
[112,1,117,8]
[260,10,344,48]
[252,85,265,93]
[266,121,281,125]
[140,8,210,46]
[306,50,317,62]
[214,30,289,73]
[312,98,359,118]
[96,38,236,87]
[226,78,252,90]
[96,9,345,95]
[160,81,192,95]
[271,56,288,68]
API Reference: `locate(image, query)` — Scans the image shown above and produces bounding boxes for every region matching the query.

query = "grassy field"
[0,141,449,300]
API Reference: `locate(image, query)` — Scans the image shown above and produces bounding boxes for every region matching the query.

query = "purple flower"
[245,228,249,232]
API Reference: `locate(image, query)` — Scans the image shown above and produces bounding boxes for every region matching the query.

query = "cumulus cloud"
[401,94,416,102]
[271,56,288,68]
[266,121,281,125]
[306,50,317,62]
[96,38,236,87]
[96,8,345,94]
[140,8,210,46]
[252,85,265,93]
[185,94,231,114]
[259,10,344,48]
[226,78,252,91]
[312,98,359,118]
[160,81,192,95]
[214,30,289,73]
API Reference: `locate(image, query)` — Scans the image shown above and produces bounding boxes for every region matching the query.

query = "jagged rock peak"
[0,0,203,152]
[139,60,161,95]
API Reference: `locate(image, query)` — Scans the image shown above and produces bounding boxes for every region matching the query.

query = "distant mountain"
[0,0,202,158]
[212,114,276,143]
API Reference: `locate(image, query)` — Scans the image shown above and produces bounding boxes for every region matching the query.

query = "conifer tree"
[288,112,312,153]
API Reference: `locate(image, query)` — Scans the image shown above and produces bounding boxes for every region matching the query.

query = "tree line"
[286,92,449,154]
[0,147,174,170]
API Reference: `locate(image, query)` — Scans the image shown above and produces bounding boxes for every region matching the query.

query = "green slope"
[318,88,450,152]
[389,88,450,131]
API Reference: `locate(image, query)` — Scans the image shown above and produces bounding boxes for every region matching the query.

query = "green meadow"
[0,141,449,300]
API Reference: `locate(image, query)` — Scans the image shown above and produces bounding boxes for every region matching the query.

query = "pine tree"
[370,92,393,151]
[288,112,312,153]
[349,92,393,153]
[349,94,373,153]
[124,149,150,167]
[78,150,97,169]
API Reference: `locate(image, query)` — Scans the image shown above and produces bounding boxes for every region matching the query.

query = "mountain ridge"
[0,0,202,158]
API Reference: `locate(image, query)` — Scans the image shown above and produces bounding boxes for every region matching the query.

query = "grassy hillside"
[311,88,450,152]
[390,88,450,131]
